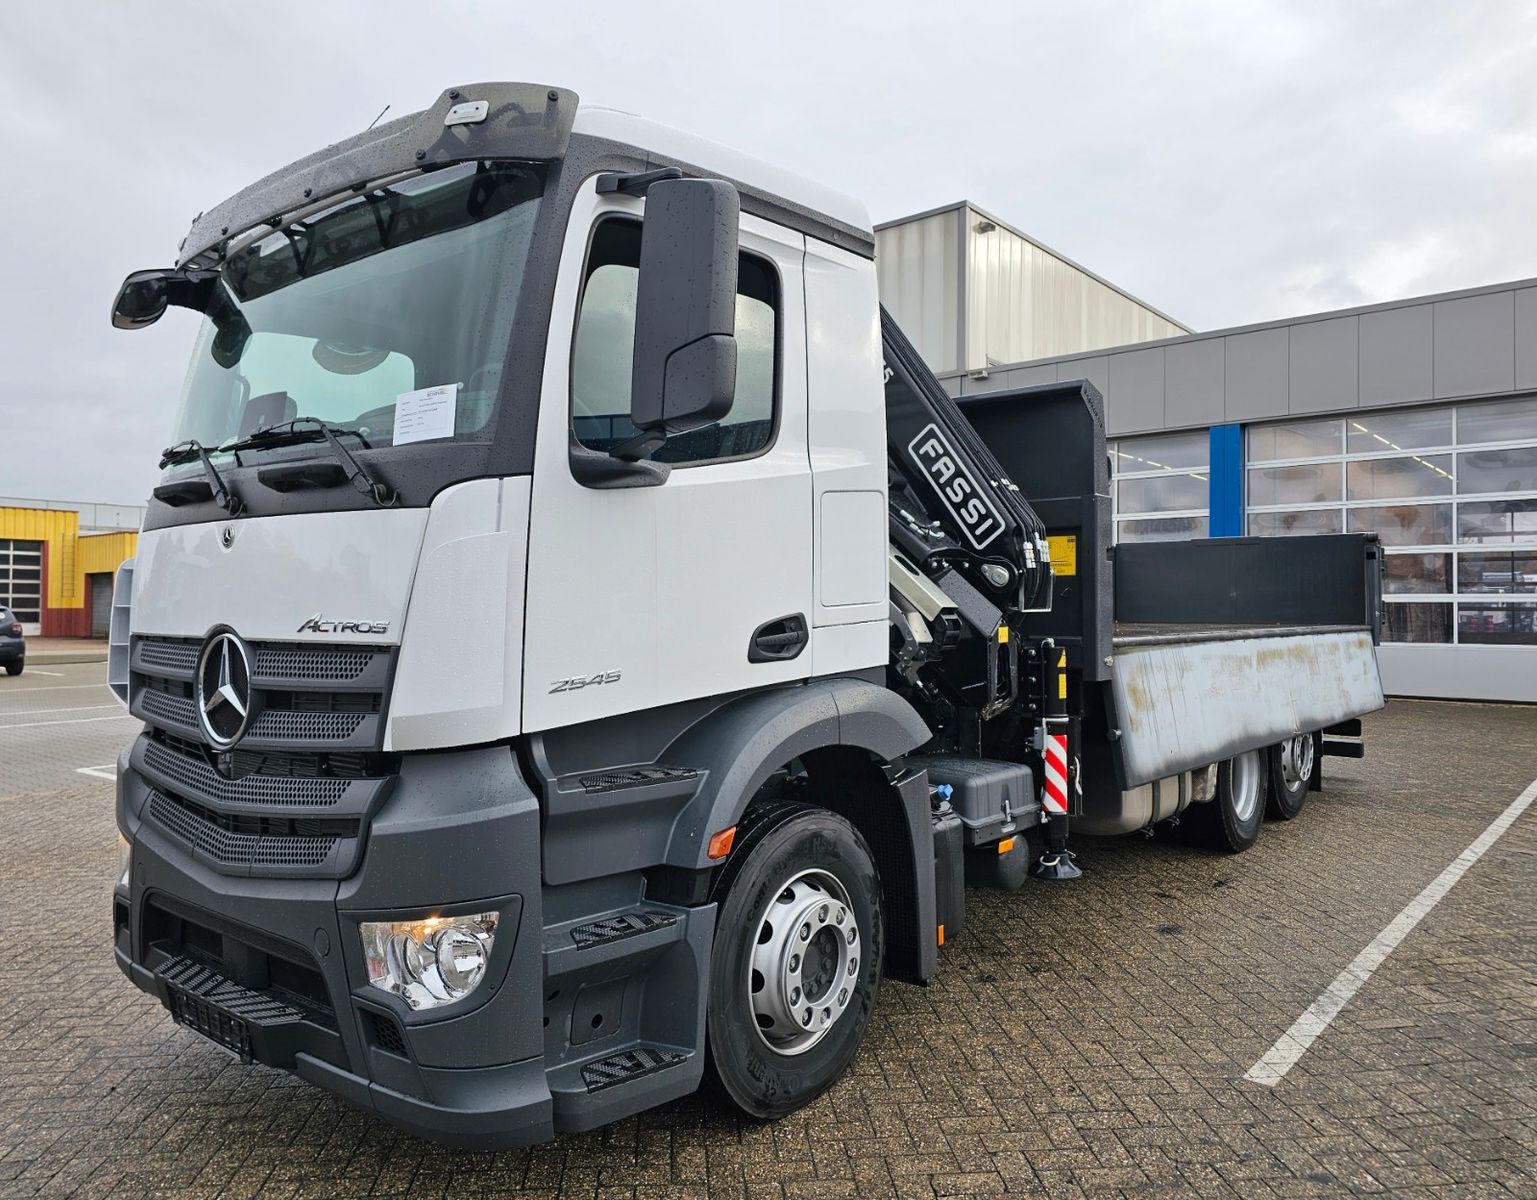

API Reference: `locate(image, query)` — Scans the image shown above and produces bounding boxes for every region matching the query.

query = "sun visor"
[179,82,578,265]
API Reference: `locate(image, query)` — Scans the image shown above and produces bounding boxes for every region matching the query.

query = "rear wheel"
[1191,750,1266,852]
[705,803,884,1120]
[4,661,21,676]
[1266,734,1315,820]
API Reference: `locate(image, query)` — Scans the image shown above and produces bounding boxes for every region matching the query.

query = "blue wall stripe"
[1209,424,1244,538]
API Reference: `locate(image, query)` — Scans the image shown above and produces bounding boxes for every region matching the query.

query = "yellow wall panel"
[0,508,137,616]
[79,532,138,578]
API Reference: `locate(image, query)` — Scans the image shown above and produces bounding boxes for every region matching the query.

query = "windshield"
[164,161,544,469]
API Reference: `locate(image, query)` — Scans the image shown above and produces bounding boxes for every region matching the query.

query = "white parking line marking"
[1245,775,1537,1088]
[76,765,118,781]
[26,669,65,677]
[0,703,120,718]
[0,683,112,694]
[0,714,139,731]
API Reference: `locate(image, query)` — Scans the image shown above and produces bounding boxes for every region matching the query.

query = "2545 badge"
[549,670,622,694]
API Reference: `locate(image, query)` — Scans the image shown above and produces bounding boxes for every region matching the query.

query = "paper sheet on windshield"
[393,383,459,445]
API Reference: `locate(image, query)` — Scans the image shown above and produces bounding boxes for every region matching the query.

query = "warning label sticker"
[1047,534,1078,577]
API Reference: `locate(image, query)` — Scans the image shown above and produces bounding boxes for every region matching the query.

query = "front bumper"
[114,742,556,1148]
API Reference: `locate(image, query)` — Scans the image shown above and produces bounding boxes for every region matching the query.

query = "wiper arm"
[236,418,396,506]
[156,441,244,516]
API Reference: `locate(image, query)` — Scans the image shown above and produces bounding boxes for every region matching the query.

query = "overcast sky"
[4,0,1535,506]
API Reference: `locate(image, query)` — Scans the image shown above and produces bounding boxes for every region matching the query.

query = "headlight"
[359,913,499,1010]
[117,832,132,889]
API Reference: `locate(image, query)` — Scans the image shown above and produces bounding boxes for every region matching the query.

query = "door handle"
[748,614,809,663]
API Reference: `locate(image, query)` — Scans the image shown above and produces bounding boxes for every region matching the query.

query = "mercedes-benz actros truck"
[107,82,1385,1148]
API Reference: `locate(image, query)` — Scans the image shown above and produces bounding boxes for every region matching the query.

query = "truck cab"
[110,84,926,1146]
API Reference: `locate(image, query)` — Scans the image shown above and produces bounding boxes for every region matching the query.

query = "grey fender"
[664,678,930,872]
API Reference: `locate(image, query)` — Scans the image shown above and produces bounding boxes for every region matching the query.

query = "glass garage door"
[1109,430,1210,543]
[0,539,43,635]
[1246,399,1537,649]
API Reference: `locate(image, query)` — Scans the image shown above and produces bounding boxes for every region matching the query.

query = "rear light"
[6,624,18,637]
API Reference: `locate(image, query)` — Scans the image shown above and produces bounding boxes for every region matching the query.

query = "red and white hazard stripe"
[1042,732,1069,814]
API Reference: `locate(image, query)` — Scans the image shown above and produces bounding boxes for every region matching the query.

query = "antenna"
[366,104,390,131]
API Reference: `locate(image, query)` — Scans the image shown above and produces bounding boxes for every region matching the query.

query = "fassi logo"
[906,423,1005,550]
[297,614,390,635]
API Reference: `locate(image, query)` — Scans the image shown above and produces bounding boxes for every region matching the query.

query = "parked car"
[0,605,24,676]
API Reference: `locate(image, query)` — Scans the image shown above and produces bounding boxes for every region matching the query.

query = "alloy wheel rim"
[1281,733,1315,790]
[748,868,859,1056]
[1230,750,1262,823]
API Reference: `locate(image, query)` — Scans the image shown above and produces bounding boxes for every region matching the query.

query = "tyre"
[4,661,21,677]
[1190,750,1266,852]
[705,802,884,1120]
[1266,733,1315,820]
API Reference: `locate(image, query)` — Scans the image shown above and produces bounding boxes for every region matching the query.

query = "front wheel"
[1266,733,1315,820]
[705,803,884,1120]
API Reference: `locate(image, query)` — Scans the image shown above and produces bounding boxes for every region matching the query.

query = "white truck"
[107,82,1385,1147]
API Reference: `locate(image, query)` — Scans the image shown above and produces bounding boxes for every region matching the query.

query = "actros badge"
[297,614,390,635]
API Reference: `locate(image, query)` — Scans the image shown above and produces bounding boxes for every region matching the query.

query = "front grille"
[138,638,199,674]
[131,635,396,879]
[141,690,368,745]
[149,790,344,871]
[140,686,196,730]
[130,636,393,754]
[142,739,349,808]
[250,710,367,742]
[254,645,375,682]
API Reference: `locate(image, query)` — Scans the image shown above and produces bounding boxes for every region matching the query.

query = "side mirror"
[622,178,739,460]
[111,267,218,331]
[112,270,172,329]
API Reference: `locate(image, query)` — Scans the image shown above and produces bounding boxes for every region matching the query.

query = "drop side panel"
[1108,630,1385,787]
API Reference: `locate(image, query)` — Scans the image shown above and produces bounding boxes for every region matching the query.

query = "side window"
[572,218,778,465]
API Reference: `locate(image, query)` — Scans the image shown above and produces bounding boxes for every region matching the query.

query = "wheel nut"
[802,1010,812,1026]
[788,954,800,972]
[848,958,857,975]
[846,927,857,944]
[836,908,846,924]
[790,986,800,1003]
[838,987,849,1005]
[800,924,811,941]
[818,904,829,922]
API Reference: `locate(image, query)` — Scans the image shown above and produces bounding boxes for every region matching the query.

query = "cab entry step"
[581,1045,689,1092]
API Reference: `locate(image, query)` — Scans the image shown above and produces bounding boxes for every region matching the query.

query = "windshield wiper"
[234,418,396,506]
[156,440,244,516]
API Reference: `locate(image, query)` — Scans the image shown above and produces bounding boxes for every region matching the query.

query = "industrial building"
[0,498,143,637]
[877,206,1536,703]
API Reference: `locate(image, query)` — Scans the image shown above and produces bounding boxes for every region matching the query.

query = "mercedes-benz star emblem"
[195,630,254,748]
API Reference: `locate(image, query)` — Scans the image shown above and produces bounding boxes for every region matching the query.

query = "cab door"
[521,179,811,733]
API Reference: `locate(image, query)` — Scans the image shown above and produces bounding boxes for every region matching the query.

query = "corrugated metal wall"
[875,208,962,374]
[0,506,79,609]
[965,206,1186,368]
[79,531,138,577]
[875,203,1186,378]
[0,506,138,635]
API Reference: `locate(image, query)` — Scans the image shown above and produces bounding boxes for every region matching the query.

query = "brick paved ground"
[1,690,1534,1198]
